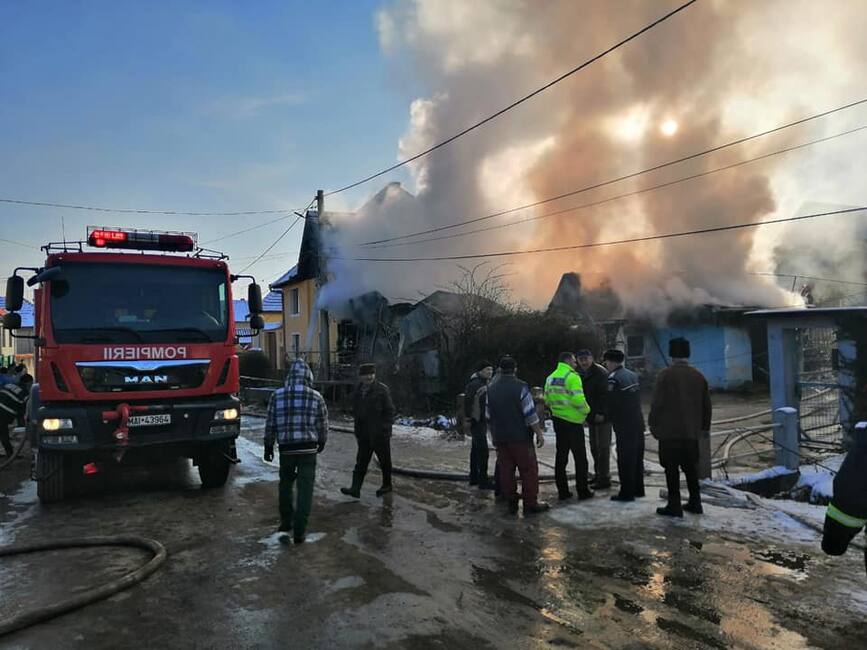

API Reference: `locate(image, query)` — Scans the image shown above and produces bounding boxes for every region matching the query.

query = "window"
[626,335,645,358]
[291,333,301,358]
[289,288,300,316]
[50,262,229,344]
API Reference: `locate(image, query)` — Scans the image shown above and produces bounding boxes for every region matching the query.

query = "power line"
[325,0,701,197]
[359,97,867,246]
[202,214,298,245]
[0,237,39,250]
[0,198,304,216]
[343,206,867,262]
[750,272,867,287]
[230,250,299,262]
[239,217,304,274]
[238,197,316,274]
[366,124,867,249]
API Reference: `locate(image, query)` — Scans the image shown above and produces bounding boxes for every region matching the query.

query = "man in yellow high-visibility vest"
[544,351,592,501]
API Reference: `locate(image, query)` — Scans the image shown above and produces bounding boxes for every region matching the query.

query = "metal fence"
[796,327,843,449]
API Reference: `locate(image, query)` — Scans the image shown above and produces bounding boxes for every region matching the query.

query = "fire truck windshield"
[51,262,230,344]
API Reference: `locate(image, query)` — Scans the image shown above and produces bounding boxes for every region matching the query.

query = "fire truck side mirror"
[250,314,265,331]
[247,283,263,314]
[5,275,24,312]
[3,312,21,331]
[28,266,63,287]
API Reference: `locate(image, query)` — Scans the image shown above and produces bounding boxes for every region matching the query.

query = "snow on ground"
[722,455,844,504]
[391,425,449,444]
[725,465,797,486]
[796,455,844,503]
[549,486,827,547]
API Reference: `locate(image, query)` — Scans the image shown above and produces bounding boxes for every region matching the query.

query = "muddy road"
[1,418,865,649]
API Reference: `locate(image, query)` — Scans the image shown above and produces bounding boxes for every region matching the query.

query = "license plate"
[129,414,171,427]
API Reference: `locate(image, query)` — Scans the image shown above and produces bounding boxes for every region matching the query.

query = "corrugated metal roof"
[270,265,298,289]
[233,299,250,323]
[263,290,282,312]
[0,298,35,328]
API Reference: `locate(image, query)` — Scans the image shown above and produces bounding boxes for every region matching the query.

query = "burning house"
[548,272,768,390]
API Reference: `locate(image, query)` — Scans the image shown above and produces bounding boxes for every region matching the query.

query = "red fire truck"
[3,226,265,503]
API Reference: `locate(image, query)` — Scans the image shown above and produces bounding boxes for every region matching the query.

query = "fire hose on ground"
[0,536,167,638]
[0,413,169,639]
[325,423,580,483]
[0,427,28,472]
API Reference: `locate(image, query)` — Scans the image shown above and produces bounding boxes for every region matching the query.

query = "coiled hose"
[0,536,167,638]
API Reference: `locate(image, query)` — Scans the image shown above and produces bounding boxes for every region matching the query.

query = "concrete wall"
[641,324,753,390]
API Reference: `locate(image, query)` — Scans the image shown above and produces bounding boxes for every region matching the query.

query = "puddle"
[751,546,810,578]
[326,575,366,593]
[424,509,461,533]
[471,564,583,635]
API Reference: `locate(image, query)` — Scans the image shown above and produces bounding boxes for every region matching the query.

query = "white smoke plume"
[324,0,867,320]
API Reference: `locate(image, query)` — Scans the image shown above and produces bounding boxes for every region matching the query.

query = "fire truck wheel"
[36,450,67,503]
[198,444,231,489]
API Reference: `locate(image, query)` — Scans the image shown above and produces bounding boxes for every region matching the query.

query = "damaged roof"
[271,210,332,288]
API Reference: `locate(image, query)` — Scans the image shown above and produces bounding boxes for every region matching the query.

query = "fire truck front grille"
[75,360,211,393]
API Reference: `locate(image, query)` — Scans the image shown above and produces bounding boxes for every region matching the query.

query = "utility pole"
[316,189,331,380]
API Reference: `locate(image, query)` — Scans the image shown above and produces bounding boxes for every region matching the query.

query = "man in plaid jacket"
[264,358,328,544]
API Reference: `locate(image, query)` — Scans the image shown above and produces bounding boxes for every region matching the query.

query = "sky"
[2,1,866,311]
[0,0,411,287]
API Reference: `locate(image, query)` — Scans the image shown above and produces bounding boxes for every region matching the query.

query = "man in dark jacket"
[603,350,646,502]
[648,337,712,517]
[0,374,32,458]
[264,359,328,544]
[341,363,396,498]
[577,349,611,490]
[465,361,495,489]
[487,356,549,515]
[822,421,867,574]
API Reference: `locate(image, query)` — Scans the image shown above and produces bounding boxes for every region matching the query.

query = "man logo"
[124,375,169,385]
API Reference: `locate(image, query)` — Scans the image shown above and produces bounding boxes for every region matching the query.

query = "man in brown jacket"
[648,338,712,517]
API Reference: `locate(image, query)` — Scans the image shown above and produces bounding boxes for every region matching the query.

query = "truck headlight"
[42,418,74,431]
[214,408,239,421]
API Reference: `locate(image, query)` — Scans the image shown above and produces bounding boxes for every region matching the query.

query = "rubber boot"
[377,464,393,497]
[340,471,364,499]
[376,485,393,497]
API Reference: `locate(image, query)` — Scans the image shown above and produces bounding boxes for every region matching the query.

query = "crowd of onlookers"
[263,338,715,544]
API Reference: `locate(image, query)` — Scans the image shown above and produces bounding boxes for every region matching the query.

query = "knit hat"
[498,356,517,373]
[358,363,376,376]
[669,337,691,359]
[476,360,494,372]
[576,349,593,358]
[602,349,625,363]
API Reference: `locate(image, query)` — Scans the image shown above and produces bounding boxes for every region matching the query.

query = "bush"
[239,349,274,379]
[440,311,600,398]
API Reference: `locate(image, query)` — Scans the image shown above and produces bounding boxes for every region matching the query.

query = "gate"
[796,327,843,451]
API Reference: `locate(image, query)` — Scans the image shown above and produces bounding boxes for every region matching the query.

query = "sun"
[660,119,679,137]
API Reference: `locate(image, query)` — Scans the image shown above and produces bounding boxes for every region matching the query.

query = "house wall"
[0,326,14,366]
[280,279,338,362]
[641,324,752,390]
